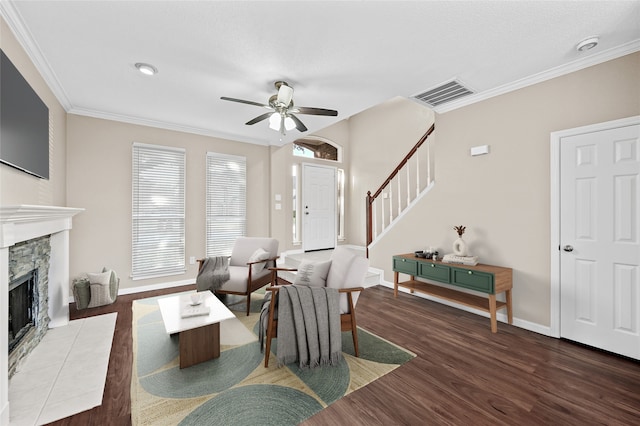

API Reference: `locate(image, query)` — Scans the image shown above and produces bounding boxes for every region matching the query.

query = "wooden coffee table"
[157,292,235,368]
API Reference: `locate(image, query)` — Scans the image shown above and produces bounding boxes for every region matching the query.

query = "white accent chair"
[263,246,369,367]
[198,237,279,316]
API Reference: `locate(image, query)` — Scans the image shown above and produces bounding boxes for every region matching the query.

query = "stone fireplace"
[8,236,51,378]
[0,205,83,424]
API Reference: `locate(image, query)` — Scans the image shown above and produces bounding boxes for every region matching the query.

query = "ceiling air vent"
[412,79,474,108]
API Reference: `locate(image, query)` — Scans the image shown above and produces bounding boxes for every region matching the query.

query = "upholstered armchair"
[198,237,279,316]
[263,246,369,367]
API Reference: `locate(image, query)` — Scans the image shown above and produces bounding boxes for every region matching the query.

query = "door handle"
[305,212,309,215]
[563,245,574,252]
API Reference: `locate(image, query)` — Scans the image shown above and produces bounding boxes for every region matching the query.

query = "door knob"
[563,245,574,252]
[305,212,309,215]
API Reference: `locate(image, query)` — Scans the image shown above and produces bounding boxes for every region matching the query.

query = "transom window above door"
[293,138,340,161]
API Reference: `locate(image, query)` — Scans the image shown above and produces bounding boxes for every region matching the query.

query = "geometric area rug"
[131,292,415,426]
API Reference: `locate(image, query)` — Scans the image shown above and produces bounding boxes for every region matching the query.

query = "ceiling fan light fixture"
[576,36,599,52]
[268,113,281,131]
[135,62,158,75]
[222,81,338,135]
[284,116,296,131]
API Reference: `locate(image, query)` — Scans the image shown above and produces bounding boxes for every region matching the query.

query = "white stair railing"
[366,124,435,253]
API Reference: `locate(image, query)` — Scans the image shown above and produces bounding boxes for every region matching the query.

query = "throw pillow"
[87,282,113,308]
[87,270,116,308]
[293,259,332,288]
[248,248,270,275]
[87,271,111,285]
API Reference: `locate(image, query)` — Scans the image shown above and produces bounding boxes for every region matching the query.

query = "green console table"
[393,253,513,333]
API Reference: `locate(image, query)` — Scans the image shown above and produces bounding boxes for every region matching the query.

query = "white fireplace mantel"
[0,205,84,248]
[0,205,83,424]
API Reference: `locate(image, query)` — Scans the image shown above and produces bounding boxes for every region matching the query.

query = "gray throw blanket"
[196,256,230,292]
[276,285,342,369]
[259,291,273,352]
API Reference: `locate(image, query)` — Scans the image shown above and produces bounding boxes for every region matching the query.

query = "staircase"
[366,123,435,255]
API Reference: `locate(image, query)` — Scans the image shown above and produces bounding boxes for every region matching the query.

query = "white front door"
[560,123,640,359]
[302,163,336,251]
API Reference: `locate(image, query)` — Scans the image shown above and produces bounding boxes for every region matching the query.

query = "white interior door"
[560,123,640,359]
[302,163,336,252]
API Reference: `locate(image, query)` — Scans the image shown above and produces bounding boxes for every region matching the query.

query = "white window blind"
[206,152,246,257]
[132,143,186,279]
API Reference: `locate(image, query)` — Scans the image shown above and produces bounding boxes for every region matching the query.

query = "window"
[206,152,247,257]
[293,137,340,161]
[132,143,185,279]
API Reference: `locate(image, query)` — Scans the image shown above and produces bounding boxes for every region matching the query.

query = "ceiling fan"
[221,81,338,134]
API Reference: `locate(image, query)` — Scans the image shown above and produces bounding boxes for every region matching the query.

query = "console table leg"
[394,271,399,297]
[488,294,497,333]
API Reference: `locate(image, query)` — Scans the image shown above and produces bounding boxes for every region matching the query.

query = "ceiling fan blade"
[221,96,270,108]
[288,114,308,132]
[295,106,338,116]
[245,112,273,125]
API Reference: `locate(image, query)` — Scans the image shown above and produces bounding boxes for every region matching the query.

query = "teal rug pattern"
[131,292,415,426]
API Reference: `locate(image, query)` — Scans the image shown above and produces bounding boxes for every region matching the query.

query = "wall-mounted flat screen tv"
[1,49,49,179]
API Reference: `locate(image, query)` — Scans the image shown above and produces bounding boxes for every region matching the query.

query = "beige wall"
[66,115,271,291]
[0,17,66,206]
[364,52,640,327]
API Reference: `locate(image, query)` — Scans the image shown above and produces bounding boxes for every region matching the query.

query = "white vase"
[452,237,468,256]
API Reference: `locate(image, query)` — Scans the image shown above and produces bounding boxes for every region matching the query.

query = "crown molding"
[0,2,73,110]
[435,39,640,114]
[68,106,271,146]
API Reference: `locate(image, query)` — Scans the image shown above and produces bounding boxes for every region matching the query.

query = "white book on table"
[442,254,479,266]
[180,303,210,318]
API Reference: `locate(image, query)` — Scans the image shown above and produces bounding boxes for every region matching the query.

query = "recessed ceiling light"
[135,62,158,76]
[576,36,599,52]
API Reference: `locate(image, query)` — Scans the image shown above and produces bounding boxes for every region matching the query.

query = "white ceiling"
[2,1,639,146]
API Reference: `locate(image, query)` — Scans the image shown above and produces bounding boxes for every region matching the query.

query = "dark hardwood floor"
[46,285,640,425]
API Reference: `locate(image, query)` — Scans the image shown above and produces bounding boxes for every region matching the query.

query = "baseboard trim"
[117,279,195,295]
[378,280,552,337]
